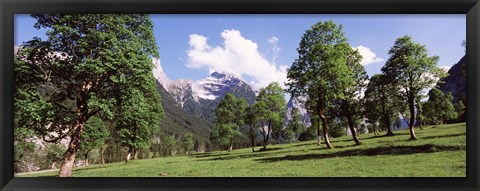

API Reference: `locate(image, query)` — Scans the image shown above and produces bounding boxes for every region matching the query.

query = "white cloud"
[354,45,384,65]
[186,29,287,90]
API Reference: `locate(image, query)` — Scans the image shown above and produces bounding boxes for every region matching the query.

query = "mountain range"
[153,59,256,124]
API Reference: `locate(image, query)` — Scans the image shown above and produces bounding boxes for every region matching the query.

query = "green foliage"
[44,143,66,168]
[211,93,247,150]
[162,135,178,156]
[381,35,446,139]
[79,116,109,156]
[286,21,355,148]
[255,82,286,146]
[287,107,307,141]
[422,88,458,125]
[15,14,163,175]
[181,133,194,154]
[329,118,347,138]
[455,100,466,122]
[286,20,354,110]
[364,74,400,134]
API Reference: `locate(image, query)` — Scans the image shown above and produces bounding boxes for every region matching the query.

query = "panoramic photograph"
[13,14,466,177]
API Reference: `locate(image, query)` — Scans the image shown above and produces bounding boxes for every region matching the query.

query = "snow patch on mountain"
[286,96,311,127]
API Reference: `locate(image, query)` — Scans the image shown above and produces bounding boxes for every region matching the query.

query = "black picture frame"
[1,0,479,191]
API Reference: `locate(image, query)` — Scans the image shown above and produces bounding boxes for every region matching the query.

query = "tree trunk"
[316,117,321,146]
[408,92,417,140]
[346,116,361,145]
[385,114,394,136]
[125,147,132,163]
[100,146,105,164]
[319,112,332,149]
[263,121,271,150]
[228,142,233,151]
[51,161,56,169]
[58,121,85,177]
[84,151,89,167]
[251,133,255,152]
[134,149,139,160]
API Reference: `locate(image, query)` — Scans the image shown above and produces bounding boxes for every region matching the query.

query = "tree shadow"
[255,144,465,163]
[421,132,466,140]
[199,149,289,161]
[191,152,232,158]
[335,132,411,143]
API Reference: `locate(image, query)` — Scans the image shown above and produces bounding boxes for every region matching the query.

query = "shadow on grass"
[191,152,232,158]
[421,132,466,140]
[255,144,465,163]
[332,133,410,143]
[199,148,290,161]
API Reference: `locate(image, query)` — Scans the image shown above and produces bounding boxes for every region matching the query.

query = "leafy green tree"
[117,87,163,162]
[455,100,466,122]
[422,88,458,125]
[162,135,177,156]
[381,36,446,140]
[181,133,194,154]
[78,116,109,166]
[244,105,258,152]
[255,82,286,150]
[14,14,161,176]
[335,48,368,145]
[288,107,306,141]
[364,74,398,136]
[44,143,66,169]
[211,93,247,151]
[286,20,354,149]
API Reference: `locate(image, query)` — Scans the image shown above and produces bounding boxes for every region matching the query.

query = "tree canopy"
[381,35,445,140]
[14,14,162,176]
[286,20,355,149]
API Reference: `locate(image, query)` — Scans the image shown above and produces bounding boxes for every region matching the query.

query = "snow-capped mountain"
[152,59,256,123]
[286,96,311,127]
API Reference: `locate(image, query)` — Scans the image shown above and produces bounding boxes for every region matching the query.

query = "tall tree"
[78,116,109,166]
[335,48,368,145]
[288,107,306,141]
[245,105,258,152]
[117,86,163,162]
[422,88,458,125]
[286,20,354,149]
[14,14,161,176]
[255,82,286,150]
[211,93,247,151]
[364,74,398,136]
[381,36,445,140]
[180,133,194,155]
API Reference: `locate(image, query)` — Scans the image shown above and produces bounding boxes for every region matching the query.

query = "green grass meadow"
[18,123,466,177]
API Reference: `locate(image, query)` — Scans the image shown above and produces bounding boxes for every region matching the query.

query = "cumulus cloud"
[186,29,288,90]
[354,45,384,65]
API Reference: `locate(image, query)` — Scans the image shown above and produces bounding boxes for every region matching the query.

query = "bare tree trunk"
[58,121,85,177]
[84,151,89,167]
[100,146,105,164]
[125,147,132,163]
[319,112,332,149]
[385,114,394,136]
[346,116,361,145]
[263,121,271,150]
[316,117,321,146]
[134,148,139,160]
[251,133,255,152]
[228,141,233,151]
[408,92,417,140]
[51,161,56,169]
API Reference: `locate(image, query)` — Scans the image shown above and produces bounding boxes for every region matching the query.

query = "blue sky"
[15,14,465,90]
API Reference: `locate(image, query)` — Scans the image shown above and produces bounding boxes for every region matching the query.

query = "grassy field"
[18,123,466,177]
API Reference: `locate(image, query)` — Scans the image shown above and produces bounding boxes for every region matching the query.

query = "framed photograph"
[1,0,479,190]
